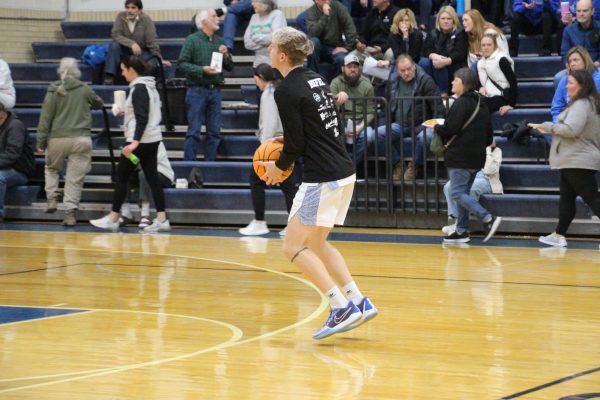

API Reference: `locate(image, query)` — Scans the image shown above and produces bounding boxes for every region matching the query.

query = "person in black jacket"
[354,0,399,61]
[419,5,468,94]
[433,68,502,243]
[259,27,378,340]
[387,8,424,64]
[0,103,33,222]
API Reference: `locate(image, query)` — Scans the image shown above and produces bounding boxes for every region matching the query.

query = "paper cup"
[113,90,126,110]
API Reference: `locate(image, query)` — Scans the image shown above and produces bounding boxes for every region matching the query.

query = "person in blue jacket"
[509,0,560,56]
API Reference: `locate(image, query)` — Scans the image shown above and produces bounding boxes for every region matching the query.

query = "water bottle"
[127,153,140,165]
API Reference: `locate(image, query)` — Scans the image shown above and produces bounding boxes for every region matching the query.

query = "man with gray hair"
[37,57,104,226]
[0,102,34,222]
[178,9,234,161]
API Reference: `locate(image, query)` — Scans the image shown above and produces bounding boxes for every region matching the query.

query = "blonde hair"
[464,9,503,53]
[566,46,596,74]
[272,27,313,65]
[435,6,460,32]
[390,8,417,35]
[481,33,498,51]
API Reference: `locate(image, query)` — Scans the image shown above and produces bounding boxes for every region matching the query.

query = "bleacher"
[5,16,600,235]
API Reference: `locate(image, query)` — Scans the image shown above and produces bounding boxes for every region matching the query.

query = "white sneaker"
[239,220,269,236]
[90,215,119,231]
[539,232,567,247]
[279,227,287,236]
[441,223,456,235]
[143,218,171,232]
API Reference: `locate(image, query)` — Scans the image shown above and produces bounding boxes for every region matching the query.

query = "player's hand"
[257,160,284,185]
[269,136,284,143]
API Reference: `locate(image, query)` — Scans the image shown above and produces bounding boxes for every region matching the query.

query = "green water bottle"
[128,153,140,165]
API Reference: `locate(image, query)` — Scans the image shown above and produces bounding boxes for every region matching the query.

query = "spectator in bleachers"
[353,0,398,62]
[385,8,423,64]
[380,54,442,180]
[36,58,104,227]
[533,69,600,247]
[551,46,600,123]
[509,0,559,57]
[555,0,600,87]
[306,0,358,82]
[433,68,501,243]
[216,0,255,54]
[0,103,33,223]
[554,0,600,59]
[120,142,174,228]
[462,9,508,70]
[330,54,376,164]
[420,6,468,95]
[442,142,503,235]
[239,64,297,236]
[471,0,505,28]
[178,9,234,162]
[0,57,15,109]
[477,33,517,115]
[243,0,287,67]
[105,0,170,84]
[90,56,170,232]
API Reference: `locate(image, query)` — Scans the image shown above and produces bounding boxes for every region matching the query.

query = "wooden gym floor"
[0,224,599,399]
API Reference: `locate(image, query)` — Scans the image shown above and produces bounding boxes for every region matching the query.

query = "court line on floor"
[0,248,328,393]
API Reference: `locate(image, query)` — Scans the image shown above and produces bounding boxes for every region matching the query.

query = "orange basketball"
[252,140,294,184]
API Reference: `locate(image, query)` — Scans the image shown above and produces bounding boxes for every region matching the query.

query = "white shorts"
[288,174,356,227]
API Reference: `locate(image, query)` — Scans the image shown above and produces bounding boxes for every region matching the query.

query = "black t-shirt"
[274,67,355,183]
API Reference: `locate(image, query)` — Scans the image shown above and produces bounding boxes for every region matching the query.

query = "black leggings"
[249,167,297,220]
[556,168,600,235]
[112,141,166,213]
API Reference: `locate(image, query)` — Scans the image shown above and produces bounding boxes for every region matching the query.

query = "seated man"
[0,103,34,222]
[306,0,358,82]
[554,0,600,87]
[0,57,15,109]
[377,54,442,180]
[330,54,376,164]
[105,0,170,83]
[216,0,255,54]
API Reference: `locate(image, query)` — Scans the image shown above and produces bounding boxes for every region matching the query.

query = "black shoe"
[443,231,470,243]
[482,216,502,243]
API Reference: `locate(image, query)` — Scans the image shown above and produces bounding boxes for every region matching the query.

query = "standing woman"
[239,63,297,236]
[462,9,508,70]
[419,5,468,95]
[434,68,501,243]
[477,33,517,115]
[90,56,170,232]
[260,27,377,340]
[37,57,104,226]
[533,70,600,247]
[243,0,287,67]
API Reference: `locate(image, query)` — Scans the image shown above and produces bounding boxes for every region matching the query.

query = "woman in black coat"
[433,68,501,243]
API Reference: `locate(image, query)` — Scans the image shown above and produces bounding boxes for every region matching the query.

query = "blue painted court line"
[0,222,598,250]
[0,306,88,325]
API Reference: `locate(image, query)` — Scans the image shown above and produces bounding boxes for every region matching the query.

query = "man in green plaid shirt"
[178,8,234,161]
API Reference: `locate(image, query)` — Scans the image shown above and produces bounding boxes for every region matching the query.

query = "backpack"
[82,44,110,67]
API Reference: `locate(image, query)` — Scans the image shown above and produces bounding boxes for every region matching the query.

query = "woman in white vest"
[91,55,170,232]
[477,33,517,115]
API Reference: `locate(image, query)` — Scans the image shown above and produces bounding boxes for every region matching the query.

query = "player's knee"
[283,242,306,262]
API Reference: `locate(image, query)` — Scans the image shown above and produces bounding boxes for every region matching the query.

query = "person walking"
[531,69,600,247]
[259,27,378,340]
[37,57,104,226]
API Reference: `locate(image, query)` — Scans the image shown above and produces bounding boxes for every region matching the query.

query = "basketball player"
[258,27,378,340]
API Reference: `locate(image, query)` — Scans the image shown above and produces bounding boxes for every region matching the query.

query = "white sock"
[141,202,150,217]
[121,203,132,219]
[343,281,363,305]
[325,286,347,309]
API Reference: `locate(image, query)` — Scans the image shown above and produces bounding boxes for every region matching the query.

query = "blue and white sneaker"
[339,297,378,333]
[312,301,362,340]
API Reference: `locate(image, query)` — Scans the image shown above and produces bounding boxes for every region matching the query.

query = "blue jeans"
[222,0,254,50]
[414,127,433,166]
[105,42,156,77]
[447,168,492,234]
[184,86,222,161]
[0,168,28,216]
[418,58,460,94]
[348,126,376,164]
[444,170,491,218]
[374,123,426,167]
[307,37,347,80]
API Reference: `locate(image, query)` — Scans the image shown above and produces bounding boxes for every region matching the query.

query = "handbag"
[430,96,480,156]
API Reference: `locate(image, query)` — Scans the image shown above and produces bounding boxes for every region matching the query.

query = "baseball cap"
[344,54,360,66]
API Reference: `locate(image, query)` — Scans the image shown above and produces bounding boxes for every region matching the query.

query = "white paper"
[113,90,126,110]
[211,52,223,73]
[362,56,391,80]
